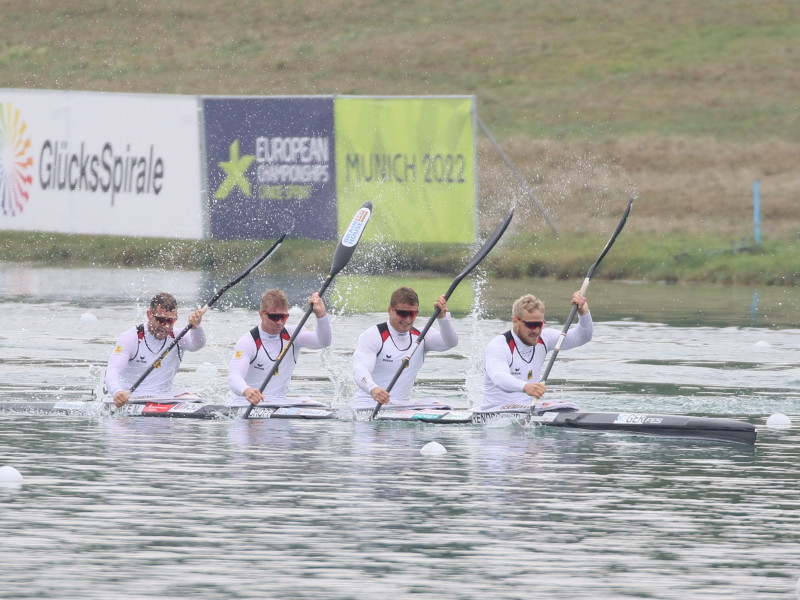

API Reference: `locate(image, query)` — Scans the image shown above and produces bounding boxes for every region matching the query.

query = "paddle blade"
[206,233,287,308]
[330,201,372,278]
[445,208,514,298]
[586,198,633,280]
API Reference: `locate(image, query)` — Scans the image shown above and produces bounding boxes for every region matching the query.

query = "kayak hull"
[367,408,757,445]
[0,401,756,443]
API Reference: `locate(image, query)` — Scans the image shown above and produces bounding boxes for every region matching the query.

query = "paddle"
[371,208,515,419]
[528,198,633,416]
[124,233,287,398]
[242,201,373,419]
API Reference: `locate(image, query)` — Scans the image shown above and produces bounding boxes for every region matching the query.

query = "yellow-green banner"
[334,275,474,316]
[335,96,476,243]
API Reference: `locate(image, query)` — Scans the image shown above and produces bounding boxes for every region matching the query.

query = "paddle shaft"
[242,202,373,419]
[533,199,633,407]
[126,234,287,396]
[538,289,583,386]
[371,208,515,419]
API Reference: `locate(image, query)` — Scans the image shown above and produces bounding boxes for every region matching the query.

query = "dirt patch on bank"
[477,136,800,241]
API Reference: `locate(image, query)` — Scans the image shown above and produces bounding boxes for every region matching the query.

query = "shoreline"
[1,230,795,287]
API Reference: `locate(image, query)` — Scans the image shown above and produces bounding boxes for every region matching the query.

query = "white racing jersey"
[105,324,207,397]
[227,316,331,404]
[351,316,458,410]
[479,312,593,412]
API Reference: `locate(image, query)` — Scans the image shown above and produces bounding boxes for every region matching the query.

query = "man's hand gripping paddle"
[528,198,633,417]
[371,209,514,420]
[242,203,373,419]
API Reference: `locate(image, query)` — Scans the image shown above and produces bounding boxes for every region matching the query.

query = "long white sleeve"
[483,335,527,393]
[557,311,593,350]
[421,314,458,352]
[293,315,332,350]
[179,325,207,351]
[352,326,382,394]
[104,328,138,395]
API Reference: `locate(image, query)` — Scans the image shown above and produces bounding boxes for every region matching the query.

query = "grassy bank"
[5,1,798,142]
[3,230,796,287]
[3,1,799,280]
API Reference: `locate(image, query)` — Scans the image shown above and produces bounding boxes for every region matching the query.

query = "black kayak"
[0,400,756,444]
[367,408,757,445]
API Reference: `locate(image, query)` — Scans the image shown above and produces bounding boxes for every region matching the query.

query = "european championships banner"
[204,97,337,240]
[0,89,203,239]
[205,95,476,243]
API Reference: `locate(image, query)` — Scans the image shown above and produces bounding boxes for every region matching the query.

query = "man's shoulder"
[358,322,385,336]
[485,332,512,350]
[115,324,140,342]
[540,327,561,343]
[231,328,259,347]
[355,323,385,345]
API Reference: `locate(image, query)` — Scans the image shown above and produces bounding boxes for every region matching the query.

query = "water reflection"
[1,262,798,327]
[1,394,799,598]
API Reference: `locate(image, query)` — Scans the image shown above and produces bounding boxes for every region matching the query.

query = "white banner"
[0,89,203,239]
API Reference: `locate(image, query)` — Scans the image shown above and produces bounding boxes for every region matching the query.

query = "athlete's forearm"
[562,311,593,349]
[352,349,379,393]
[294,315,332,349]
[181,325,207,351]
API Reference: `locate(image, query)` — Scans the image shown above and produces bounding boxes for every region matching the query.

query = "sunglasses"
[393,308,418,319]
[519,319,544,330]
[266,312,289,323]
[153,315,177,325]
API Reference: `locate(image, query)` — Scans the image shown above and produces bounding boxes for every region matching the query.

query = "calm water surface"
[1,264,799,599]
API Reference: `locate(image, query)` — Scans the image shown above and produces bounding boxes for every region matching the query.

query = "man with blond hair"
[479,291,592,412]
[228,288,331,405]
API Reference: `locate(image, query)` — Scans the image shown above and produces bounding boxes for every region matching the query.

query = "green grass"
[3,1,798,141]
[3,0,800,283]
[483,232,800,285]
[3,230,797,287]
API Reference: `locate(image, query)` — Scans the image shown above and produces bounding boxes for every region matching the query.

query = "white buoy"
[80,312,98,322]
[765,413,792,429]
[420,441,447,456]
[754,340,771,349]
[196,362,218,375]
[0,465,23,484]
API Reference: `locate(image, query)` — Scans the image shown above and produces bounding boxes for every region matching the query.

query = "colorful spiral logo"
[0,103,34,217]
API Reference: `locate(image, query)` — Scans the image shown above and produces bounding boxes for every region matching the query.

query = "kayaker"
[352,286,458,410]
[228,289,331,406]
[105,292,206,408]
[479,291,593,412]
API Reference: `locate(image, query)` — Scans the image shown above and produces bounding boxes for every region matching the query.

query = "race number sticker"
[613,413,664,425]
